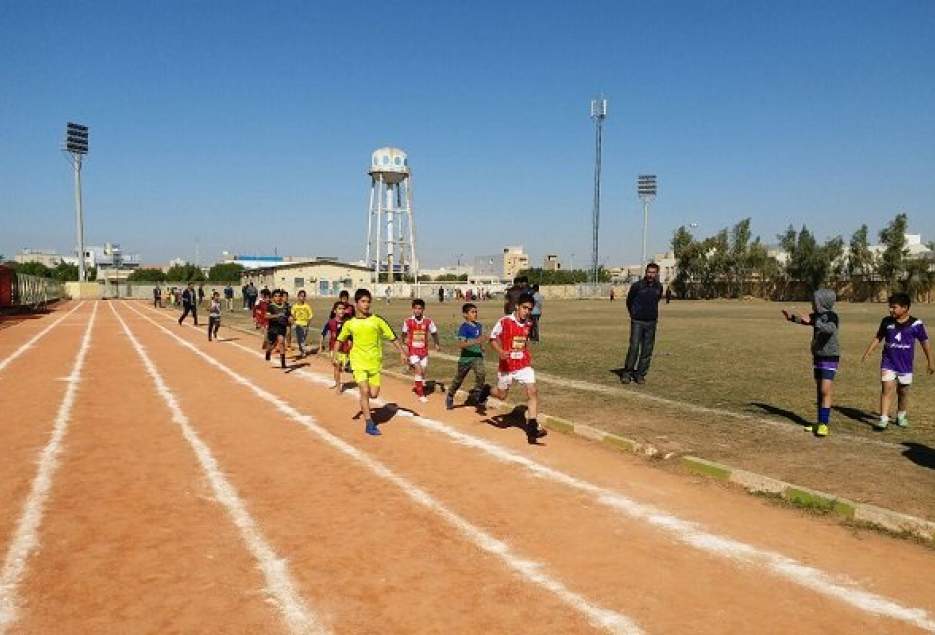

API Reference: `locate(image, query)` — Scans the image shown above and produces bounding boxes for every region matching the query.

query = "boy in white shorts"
[488,292,546,444]
[861,292,933,429]
[402,299,440,403]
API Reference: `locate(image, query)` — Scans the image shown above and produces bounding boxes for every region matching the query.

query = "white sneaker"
[418,396,429,403]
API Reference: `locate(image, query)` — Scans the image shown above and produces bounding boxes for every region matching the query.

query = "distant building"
[240,260,373,297]
[62,243,141,279]
[503,246,529,281]
[15,249,64,268]
[420,264,473,280]
[543,254,562,271]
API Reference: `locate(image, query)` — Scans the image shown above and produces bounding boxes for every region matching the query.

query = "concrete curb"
[224,320,935,545]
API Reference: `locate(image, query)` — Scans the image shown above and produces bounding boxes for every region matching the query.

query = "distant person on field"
[530,284,544,342]
[609,288,615,302]
[621,263,663,385]
[198,283,205,306]
[224,284,234,312]
[254,288,270,331]
[446,303,489,411]
[153,285,162,308]
[385,285,393,304]
[241,283,249,309]
[245,282,258,312]
[438,286,445,303]
[665,286,673,304]
[208,291,222,341]
[503,275,529,315]
[290,289,313,358]
[782,289,840,437]
[402,298,440,403]
[861,292,933,430]
[178,282,199,326]
[264,289,291,369]
[322,300,353,392]
[335,288,408,436]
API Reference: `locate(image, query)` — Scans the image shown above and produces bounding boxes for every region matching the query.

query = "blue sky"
[2,1,933,268]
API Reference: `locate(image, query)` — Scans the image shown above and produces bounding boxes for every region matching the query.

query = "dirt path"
[7,304,286,634]
[131,302,935,633]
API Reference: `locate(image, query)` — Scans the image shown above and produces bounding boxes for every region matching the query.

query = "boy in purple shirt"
[861,292,934,429]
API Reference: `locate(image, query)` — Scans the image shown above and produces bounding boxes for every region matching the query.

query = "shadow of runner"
[832,405,877,428]
[903,443,935,470]
[749,402,811,426]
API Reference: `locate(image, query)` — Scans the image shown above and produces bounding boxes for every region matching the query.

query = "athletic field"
[2,300,935,633]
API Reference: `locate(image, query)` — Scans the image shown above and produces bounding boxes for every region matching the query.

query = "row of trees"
[5,260,97,282]
[126,262,245,283]
[671,213,935,300]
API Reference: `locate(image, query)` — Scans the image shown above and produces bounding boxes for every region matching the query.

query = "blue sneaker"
[365,420,381,436]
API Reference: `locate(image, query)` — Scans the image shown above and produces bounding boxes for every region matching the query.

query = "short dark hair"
[297,289,306,296]
[646,262,660,272]
[462,303,477,313]
[517,292,535,307]
[339,290,350,299]
[888,292,912,308]
[412,298,425,308]
[354,288,372,302]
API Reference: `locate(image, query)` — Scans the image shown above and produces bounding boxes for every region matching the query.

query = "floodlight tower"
[365,147,418,284]
[590,96,607,285]
[64,122,89,281]
[637,174,657,267]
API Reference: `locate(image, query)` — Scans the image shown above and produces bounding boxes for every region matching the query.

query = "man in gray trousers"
[621,263,664,385]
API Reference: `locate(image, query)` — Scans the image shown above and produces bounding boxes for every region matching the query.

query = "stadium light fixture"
[63,122,89,281]
[637,175,657,268]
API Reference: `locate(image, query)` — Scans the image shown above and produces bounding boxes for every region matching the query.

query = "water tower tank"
[369,147,409,184]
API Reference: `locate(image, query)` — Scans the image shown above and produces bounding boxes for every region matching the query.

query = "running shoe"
[896,414,909,428]
[874,419,889,431]
[418,396,428,403]
[365,420,381,436]
[815,424,829,437]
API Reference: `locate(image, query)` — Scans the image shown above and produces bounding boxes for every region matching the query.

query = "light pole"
[637,175,657,267]
[590,96,607,285]
[64,122,89,281]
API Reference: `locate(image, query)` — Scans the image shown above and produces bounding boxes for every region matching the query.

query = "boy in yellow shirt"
[335,288,408,436]
[290,290,313,358]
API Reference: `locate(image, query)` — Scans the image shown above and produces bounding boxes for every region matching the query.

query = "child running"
[208,291,222,342]
[264,289,291,369]
[446,303,489,410]
[487,292,546,444]
[322,300,352,392]
[290,290,313,358]
[781,288,840,437]
[334,289,408,436]
[402,299,440,403]
[254,288,271,331]
[861,292,933,429]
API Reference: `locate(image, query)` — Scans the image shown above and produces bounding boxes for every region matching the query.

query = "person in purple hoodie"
[861,292,933,430]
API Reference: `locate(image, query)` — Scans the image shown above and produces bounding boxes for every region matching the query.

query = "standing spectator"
[503,275,529,315]
[197,283,205,307]
[245,282,258,313]
[153,285,162,308]
[610,288,615,302]
[224,284,235,312]
[665,286,673,304]
[621,263,663,385]
[178,282,199,326]
[385,285,393,304]
[242,282,249,309]
[438,287,445,303]
[530,284,544,342]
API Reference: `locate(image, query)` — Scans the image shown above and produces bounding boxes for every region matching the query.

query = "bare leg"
[525,383,539,419]
[880,381,896,418]
[358,381,373,421]
[897,384,910,415]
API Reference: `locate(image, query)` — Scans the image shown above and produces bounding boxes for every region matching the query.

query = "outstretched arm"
[781,309,812,325]
[861,337,881,363]
[921,340,934,375]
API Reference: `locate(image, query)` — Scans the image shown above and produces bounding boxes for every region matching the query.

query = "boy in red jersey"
[254,288,270,332]
[488,292,545,444]
[402,299,441,403]
[321,301,353,392]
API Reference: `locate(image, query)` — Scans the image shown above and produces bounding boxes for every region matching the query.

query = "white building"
[240,260,374,297]
[15,249,65,267]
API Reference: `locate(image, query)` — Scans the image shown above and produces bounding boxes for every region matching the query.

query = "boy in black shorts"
[264,289,291,369]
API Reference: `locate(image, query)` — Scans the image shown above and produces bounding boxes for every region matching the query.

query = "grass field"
[196,295,935,520]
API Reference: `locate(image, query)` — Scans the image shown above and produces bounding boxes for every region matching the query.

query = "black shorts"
[267,327,286,343]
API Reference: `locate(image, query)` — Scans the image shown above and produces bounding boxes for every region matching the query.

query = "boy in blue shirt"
[446,303,490,410]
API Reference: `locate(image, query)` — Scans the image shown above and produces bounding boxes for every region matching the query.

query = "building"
[419,264,473,280]
[613,251,678,285]
[15,249,65,267]
[543,254,562,271]
[240,260,373,297]
[503,246,529,280]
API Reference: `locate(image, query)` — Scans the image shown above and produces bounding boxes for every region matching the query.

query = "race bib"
[412,330,426,344]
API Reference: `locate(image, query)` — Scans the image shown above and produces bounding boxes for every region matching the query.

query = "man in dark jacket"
[621,263,663,384]
[178,282,199,326]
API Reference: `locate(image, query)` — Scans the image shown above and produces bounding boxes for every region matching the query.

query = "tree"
[434,273,468,282]
[729,218,752,296]
[128,268,168,282]
[878,212,909,288]
[51,262,81,282]
[902,257,935,299]
[208,262,245,282]
[13,261,52,277]
[847,224,875,282]
[779,225,843,292]
[165,262,206,282]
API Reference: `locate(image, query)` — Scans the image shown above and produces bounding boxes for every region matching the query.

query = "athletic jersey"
[402,315,437,357]
[266,302,290,333]
[877,316,928,374]
[209,300,221,318]
[490,314,532,373]
[326,317,351,353]
[457,321,484,361]
[290,303,313,327]
[337,314,396,371]
[253,300,269,327]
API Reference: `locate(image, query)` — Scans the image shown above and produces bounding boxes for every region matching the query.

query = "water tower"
[365,147,418,283]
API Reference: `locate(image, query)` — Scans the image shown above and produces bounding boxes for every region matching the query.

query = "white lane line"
[108,303,325,635]
[0,302,96,633]
[126,302,642,634]
[0,302,84,375]
[137,305,935,632]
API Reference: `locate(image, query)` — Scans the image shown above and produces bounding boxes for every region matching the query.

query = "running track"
[1,301,934,634]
